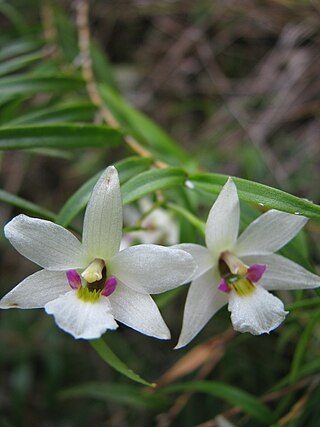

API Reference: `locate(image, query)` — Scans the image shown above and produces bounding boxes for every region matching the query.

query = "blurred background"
[0,1,320,426]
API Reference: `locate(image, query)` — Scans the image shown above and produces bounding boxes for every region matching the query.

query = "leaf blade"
[190,173,320,220]
[90,339,154,387]
[0,124,123,150]
[122,168,187,205]
[164,381,274,424]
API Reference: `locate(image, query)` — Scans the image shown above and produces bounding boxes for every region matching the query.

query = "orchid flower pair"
[1,166,319,347]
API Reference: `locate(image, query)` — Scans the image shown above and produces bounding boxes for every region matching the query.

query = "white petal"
[4,214,88,270]
[176,268,228,349]
[0,270,69,309]
[205,178,240,259]
[45,291,118,339]
[109,281,170,339]
[234,210,307,256]
[228,285,288,335]
[82,166,123,260]
[242,254,320,291]
[109,244,196,294]
[173,243,213,279]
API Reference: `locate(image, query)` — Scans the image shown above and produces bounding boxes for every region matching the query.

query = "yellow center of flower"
[228,277,256,297]
[77,287,101,303]
[81,259,105,283]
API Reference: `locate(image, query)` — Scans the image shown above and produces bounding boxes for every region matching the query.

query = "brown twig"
[75,0,167,169]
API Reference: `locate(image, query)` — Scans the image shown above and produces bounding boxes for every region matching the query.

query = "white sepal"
[176,268,228,349]
[173,243,213,279]
[234,210,308,256]
[205,178,240,260]
[109,244,196,294]
[109,282,170,339]
[45,291,118,339]
[228,285,288,335]
[82,166,123,260]
[242,253,320,291]
[4,215,88,270]
[0,270,69,309]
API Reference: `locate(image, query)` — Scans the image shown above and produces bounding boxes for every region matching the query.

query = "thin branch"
[75,0,167,169]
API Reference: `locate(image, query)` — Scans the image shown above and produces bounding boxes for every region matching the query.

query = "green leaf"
[99,84,192,166]
[89,339,154,387]
[167,202,205,236]
[289,312,320,384]
[190,173,320,220]
[164,381,274,425]
[0,52,43,77]
[5,101,97,125]
[91,42,120,92]
[0,75,84,96]
[56,157,152,227]
[287,296,320,311]
[0,39,42,61]
[0,190,56,220]
[0,124,123,150]
[59,382,165,408]
[122,168,187,205]
[0,2,28,33]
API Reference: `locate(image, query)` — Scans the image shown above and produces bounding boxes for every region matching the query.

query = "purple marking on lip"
[66,269,82,289]
[246,264,266,283]
[218,278,231,293]
[101,276,118,297]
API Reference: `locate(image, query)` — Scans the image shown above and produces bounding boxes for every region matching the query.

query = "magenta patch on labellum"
[246,264,266,283]
[101,276,118,297]
[66,270,82,289]
[218,278,231,293]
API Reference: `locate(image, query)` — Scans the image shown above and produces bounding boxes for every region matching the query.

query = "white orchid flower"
[176,178,320,348]
[121,197,179,249]
[0,166,196,340]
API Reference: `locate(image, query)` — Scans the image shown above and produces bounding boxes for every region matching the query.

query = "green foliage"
[90,339,154,387]
[0,1,320,426]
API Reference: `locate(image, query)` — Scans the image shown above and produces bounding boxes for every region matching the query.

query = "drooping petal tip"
[45,291,118,339]
[228,285,288,335]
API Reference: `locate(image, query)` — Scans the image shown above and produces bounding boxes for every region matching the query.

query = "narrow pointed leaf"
[190,173,320,220]
[6,102,96,125]
[167,202,205,236]
[164,381,274,424]
[90,339,154,387]
[59,382,166,408]
[99,84,192,166]
[122,168,186,205]
[0,124,123,150]
[0,76,84,96]
[0,190,56,220]
[0,52,43,77]
[0,39,42,61]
